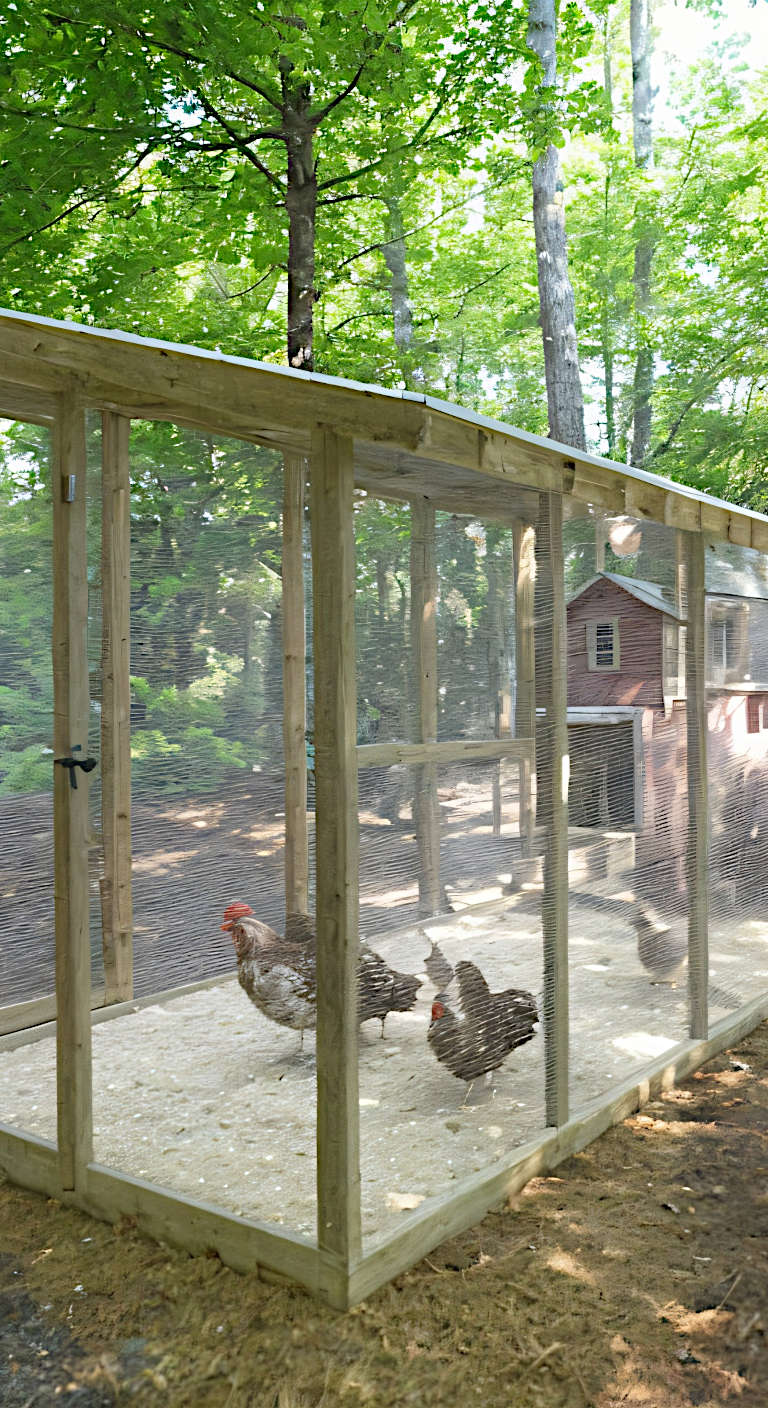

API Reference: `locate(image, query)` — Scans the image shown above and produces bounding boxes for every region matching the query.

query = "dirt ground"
[1,1024,766,1408]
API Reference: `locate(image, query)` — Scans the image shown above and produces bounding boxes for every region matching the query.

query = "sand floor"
[1,896,767,1244]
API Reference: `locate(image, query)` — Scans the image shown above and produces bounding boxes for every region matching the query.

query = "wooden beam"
[0,989,106,1041]
[535,493,569,1127]
[310,427,361,1283]
[410,499,442,917]
[685,531,709,1039]
[357,738,533,769]
[52,400,93,1190]
[513,520,536,857]
[0,380,56,424]
[100,412,133,1003]
[282,452,309,917]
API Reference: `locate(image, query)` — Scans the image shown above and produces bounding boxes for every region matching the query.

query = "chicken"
[422,935,454,991]
[428,959,538,1090]
[222,903,316,1044]
[632,903,688,983]
[222,903,421,1041]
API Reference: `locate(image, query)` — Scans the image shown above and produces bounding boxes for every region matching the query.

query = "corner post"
[52,400,93,1190]
[685,531,708,1038]
[310,428,361,1289]
[535,492,569,1127]
[100,411,133,1003]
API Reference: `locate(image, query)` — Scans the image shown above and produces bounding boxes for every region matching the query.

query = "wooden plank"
[535,493,569,1127]
[357,738,533,768]
[282,452,309,916]
[0,989,106,1041]
[348,988,768,1304]
[0,1126,62,1200]
[685,532,709,1039]
[410,499,442,916]
[0,317,426,451]
[310,428,362,1283]
[0,972,238,1055]
[513,520,536,857]
[52,401,93,1191]
[0,380,56,424]
[100,411,133,1003]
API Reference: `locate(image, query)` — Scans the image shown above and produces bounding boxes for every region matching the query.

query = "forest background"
[1,0,767,798]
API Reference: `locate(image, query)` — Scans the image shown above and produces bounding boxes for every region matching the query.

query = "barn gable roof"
[567,571,684,619]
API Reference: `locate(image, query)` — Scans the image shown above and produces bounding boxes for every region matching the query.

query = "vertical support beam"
[488,546,511,837]
[310,428,361,1285]
[52,400,92,1190]
[100,411,133,1003]
[513,519,536,857]
[535,493,569,1127]
[685,531,708,1039]
[594,516,606,572]
[282,452,309,917]
[410,498,442,915]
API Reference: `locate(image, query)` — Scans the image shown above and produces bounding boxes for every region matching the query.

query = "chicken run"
[2,311,768,1309]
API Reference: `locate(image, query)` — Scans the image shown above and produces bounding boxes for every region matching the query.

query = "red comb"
[221,901,253,931]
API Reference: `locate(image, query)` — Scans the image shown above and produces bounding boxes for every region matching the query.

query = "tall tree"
[630,0,655,464]
[527,0,586,448]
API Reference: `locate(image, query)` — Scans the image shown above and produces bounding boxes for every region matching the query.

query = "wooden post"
[488,548,511,837]
[410,498,442,916]
[685,531,708,1039]
[100,411,133,1003]
[513,519,536,857]
[310,428,361,1287]
[282,452,309,917]
[52,400,93,1190]
[535,492,569,1127]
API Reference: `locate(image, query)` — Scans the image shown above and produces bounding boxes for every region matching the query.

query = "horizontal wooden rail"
[356,737,534,769]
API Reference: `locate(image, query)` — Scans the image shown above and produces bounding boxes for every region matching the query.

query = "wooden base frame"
[2,992,766,1310]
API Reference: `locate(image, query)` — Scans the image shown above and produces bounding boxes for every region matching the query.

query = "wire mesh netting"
[706,542,768,1023]
[4,408,768,1248]
[564,511,693,1106]
[354,499,545,1239]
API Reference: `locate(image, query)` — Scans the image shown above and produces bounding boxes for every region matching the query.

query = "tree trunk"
[382,195,426,389]
[283,70,317,372]
[630,0,654,465]
[528,0,586,450]
[601,15,616,457]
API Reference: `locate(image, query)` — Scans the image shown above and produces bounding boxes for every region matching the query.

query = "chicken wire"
[5,408,768,1251]
[706,543,768,1022]
[563,510,693,1107]
[0,422,55,1018]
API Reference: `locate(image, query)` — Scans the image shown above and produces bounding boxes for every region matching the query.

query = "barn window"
[586,618,620,671]
[747,696,761,733]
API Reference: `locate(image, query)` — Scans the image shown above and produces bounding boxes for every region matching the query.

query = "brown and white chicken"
[222,902,421,1042]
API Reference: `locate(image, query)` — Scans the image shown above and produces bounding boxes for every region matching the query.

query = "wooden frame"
[310,427,362,1301]
[535,492,570,1128]
[52,399,93,1191]
[2,308,768,1307]
[685,532,709,1039]
[100,411,133,1003]
[2,987,766,1308]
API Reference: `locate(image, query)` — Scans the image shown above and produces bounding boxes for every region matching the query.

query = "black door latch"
[55,745,98,789]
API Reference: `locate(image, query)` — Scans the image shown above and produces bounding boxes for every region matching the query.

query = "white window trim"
[586,617,620,672]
